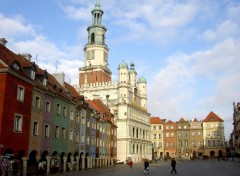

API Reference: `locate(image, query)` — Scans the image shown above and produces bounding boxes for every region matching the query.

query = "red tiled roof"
[165,120,174,124]
[92,99,114,120]
[178,117,186,123]
[64,82,81,98]
[193,118,198,122]
[203,111,224,122]
[150,117,164,124]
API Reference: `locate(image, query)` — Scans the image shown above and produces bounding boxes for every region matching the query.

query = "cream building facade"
[150,117,165,159]
[202,111,225,157]
[75,1,152,163]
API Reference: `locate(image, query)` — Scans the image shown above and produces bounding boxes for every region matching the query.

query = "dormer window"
[31,70,35,80]
[43,78,47,86]
[13,63,19,70]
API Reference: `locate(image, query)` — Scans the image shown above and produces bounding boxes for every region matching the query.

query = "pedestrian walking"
[231,150,235,161]
[143,159,149,174]
[170,158,177,174]
[129,159,133,168]
[37,159,45,176]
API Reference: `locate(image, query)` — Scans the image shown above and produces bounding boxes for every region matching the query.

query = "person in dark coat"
[170,158,177,174]
[143,159,149,174]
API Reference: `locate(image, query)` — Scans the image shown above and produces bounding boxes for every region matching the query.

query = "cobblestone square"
[53,158,240,176]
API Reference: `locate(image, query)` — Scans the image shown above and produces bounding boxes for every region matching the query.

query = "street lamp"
[152,143,154,161]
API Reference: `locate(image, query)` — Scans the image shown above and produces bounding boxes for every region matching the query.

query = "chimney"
[0,38,7,46]
[22,53,32,61]
[52,72,65,86]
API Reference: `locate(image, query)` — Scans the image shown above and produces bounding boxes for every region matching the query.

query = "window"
[198,131,201,136]
[217,131,220,136]
[178,132,182,138]
[178,126,182,129]
[159,133,162,139]
[153,126,156,130]
[57,104,61,114]
[43,78,47,86]
[69,129,73,140]
[183,125,187,129]
[31,70,35,80]
[198,141,202,146]
[63,107,67,117]
[217,140,221,146]
[87,120,90,127]
[212,140,216,147]
[158,142,162,148]
[17,85,25,101]
[153,134,156,139]
[185,141,188,147]
[207,131,210,136]
[212,131,215,137]
[166,142,169,148]
[76,115,80,123]
[14,114,23,132]
[82,117,85,125]
[62,127,66,139]
[55,126,60,138]
[208,140,211,147]
[44,124,50,137]
[166,133,169,137]
[34,96,41,108]
[86,136,89,145]
[13,63,19,70]
[170,126,173,129]
[171,133,174,137]
[159,126,161,130]
[33,121,39,136]
[45,101,50,112]
[192,132,195,136]
[166,126,169,130]
[171,142,174,147]
[70,110,74,120]
[179,141,182,147]
[192,141,196,147]
[81,134,84,143]
[76,133,79,142]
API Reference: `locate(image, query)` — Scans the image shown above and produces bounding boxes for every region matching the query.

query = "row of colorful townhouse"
[150,111,226,160]
[0,39,117,176]
[229,102,240,155]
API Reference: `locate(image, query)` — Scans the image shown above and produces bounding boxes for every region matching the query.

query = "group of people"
[127,158,177,174]
[1,157,21,176]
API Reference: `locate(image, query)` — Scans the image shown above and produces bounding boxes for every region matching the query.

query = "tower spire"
[95,0,100,9]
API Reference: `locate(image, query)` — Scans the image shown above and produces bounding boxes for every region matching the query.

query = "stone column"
[22,157,28,176]
[82,157,85,170]
[46,156,51,174]
[92,158,95,168]
[70,156,74,171]
[76,156,80,171]
[0,155,3,161]
[63,157,67,173]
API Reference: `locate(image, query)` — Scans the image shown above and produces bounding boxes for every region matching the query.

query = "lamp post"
[152,143,154,161]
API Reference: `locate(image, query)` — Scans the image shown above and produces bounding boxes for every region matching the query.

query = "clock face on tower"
[104,52,108,62]
[87,50,95,60]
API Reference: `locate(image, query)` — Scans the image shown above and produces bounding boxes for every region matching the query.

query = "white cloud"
[201,20,239,41]
[148,38,240,122]
[0,14,84,85]
[0,13,35,40]
[11,36,84,85]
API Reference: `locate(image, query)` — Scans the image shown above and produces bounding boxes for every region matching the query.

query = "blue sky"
[1,0,240,140]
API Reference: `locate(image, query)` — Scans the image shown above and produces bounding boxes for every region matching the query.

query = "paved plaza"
[52,158,240,176]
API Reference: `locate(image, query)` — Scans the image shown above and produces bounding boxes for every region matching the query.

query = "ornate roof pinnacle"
[95,0,101,9]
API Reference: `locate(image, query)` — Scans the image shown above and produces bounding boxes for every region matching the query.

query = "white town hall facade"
[75,0,152,163]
